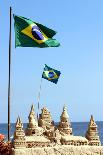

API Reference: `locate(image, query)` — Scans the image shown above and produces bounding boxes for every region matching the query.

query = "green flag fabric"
[42,64,61,84]
[14,15,60,48]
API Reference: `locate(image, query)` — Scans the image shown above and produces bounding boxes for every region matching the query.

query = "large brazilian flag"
[14,15,60,48]
[42,64,61,84]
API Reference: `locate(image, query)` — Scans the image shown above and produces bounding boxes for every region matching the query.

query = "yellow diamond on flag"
[44,70,59,80]
[21,23,48,44]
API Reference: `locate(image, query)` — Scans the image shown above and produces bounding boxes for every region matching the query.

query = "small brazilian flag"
[14,15,60,48]
[42,64,61,84]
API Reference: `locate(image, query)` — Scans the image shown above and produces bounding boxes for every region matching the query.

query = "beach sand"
[12,145,103,155]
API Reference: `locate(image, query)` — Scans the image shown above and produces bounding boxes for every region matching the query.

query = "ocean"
[0,122,103,145]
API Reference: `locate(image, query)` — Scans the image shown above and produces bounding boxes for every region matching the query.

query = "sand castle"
[13,117,26,148]
[12,105,101,150]
[58,106,72,135]
[85,115,101,146]
[38,107,55,131]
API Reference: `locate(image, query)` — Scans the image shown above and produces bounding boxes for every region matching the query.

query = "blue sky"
[0,0,103,123]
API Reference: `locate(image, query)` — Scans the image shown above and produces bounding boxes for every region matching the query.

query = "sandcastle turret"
[26,104,43,136]
[58,106,72,135]
[85,115,101,146]
[38,107,54,130]
[13,116,26,148]
[28,104,38,128]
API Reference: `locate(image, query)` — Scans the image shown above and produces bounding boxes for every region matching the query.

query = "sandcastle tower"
[26,104,43,136]
[58,106,72,135]
[52,129,61,144]
[38,107,54,130]
[85,115,101,146]
[13,116,26,148]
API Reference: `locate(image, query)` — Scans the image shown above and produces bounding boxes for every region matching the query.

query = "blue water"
[0,122,103,145]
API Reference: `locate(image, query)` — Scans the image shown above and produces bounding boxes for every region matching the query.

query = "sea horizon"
[0,120,103,124]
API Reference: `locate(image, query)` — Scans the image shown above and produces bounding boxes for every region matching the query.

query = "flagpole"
[37,78,43,120]
[8,6,12,141]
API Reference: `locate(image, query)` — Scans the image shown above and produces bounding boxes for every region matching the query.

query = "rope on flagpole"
[37,78,43,120]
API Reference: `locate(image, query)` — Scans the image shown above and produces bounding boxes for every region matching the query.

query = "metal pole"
[8,6,12,141]
[37,78,42,119]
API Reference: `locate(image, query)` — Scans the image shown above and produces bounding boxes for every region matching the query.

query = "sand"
[12,145,103,155]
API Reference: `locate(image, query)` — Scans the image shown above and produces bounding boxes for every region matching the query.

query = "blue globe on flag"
[32,26,44,40]
[48,71,55,78]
